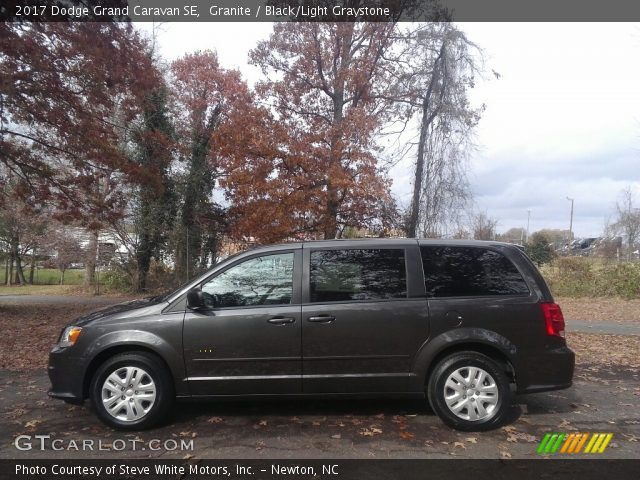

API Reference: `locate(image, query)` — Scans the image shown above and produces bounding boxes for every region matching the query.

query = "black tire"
[427,351,511,431]
[90,352,174,430]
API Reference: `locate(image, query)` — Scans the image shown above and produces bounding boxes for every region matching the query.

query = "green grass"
[0,284,83,295]
[0,268,85,285]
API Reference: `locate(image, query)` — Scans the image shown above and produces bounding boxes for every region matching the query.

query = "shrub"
[525,232,555,266]
[100,268,132,293]
[541,257,640,299]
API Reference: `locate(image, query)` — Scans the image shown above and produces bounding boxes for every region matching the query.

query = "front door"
[301,246,429,393]
[183,249,302,395]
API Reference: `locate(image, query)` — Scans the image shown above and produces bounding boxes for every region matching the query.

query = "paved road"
[0,294,135,305]
[566,320,640,336]
[0,366,638,460]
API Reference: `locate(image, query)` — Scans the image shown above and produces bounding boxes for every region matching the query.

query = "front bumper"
[515,345,575,394]
[48,346,87,404]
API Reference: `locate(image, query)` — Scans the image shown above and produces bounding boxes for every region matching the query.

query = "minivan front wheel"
[90,352,174,430]
[428,352,511,431]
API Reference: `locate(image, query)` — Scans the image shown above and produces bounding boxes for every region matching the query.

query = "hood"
[71,296,168,327]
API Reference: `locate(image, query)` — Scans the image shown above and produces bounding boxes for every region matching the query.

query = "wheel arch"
[82,336,186,399]
[409,328,517,392]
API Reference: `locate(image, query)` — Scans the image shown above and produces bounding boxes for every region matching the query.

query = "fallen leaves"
[568,333,640,377]
[0,303,105,370]
[555,297,640,324]
[206,416,223,424]
[359,426,383,437]
[24,419,41,429]
[5,407,28,419]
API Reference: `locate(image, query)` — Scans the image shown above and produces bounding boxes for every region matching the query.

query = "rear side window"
[420,246,529,297]
[310,249,407,303]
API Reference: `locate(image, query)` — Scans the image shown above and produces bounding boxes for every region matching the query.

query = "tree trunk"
[60,269,65,285]
[84,231,98,287]
[14,253,26,285]
[29,248,36,284]
[407,42,446,238]
[136,232,151,293]
[408,99,429,238]
[6,254,13,286]
[323,182,339,239]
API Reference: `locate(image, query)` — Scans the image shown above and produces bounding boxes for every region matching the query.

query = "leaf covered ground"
[557,296,640,323]
[0,303,98,370]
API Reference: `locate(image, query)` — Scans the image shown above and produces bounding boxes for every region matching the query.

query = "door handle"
[307,315,335,324]
[267,316,296,325]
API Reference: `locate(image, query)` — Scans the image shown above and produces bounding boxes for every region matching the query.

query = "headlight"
[59,326,82,347]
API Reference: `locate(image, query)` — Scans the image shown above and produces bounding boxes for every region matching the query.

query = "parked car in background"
[48,239,574,431]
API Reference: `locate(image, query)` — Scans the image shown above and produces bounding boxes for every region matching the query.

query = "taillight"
[540,302,565,338]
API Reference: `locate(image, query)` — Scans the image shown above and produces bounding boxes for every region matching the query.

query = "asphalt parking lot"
[1,361,638,460]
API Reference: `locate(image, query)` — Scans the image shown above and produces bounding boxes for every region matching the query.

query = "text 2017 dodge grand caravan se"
[49,239,574,431]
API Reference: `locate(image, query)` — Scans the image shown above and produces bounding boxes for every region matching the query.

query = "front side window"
[201,252,294,308]
[310,249,407,303]
[420,246,530,297]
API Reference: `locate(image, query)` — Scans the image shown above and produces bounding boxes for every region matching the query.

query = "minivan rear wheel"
[90,352,174,430]
[428,352,511,431]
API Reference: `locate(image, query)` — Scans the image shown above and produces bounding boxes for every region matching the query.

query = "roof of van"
[250,238,522,250]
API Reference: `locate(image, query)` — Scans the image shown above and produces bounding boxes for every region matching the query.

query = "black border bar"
[3,459,640,480]
[2,0,640,22]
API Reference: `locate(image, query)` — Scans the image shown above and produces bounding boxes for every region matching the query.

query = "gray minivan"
[48,239,574,431]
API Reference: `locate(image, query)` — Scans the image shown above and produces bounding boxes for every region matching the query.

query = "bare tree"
[45,225,83,285]
[0,173,49,285]
[391,23,484,238]
[613,186,640,260]
[471,212,498,240]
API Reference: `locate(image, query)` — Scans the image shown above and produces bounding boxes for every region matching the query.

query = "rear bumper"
[516,345,575,394]
[48,346,86,404]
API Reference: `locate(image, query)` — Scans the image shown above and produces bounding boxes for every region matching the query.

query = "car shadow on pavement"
[173,397,434,420]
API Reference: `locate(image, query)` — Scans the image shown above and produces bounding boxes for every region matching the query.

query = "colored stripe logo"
[537,433,613,454]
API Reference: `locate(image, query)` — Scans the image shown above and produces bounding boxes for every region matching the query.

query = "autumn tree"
[237,22,398,241]
[129,86,176,291]
[0,22,156,214]
[1,22,161,290]
[499,227,526,244]
[170,51,249,281]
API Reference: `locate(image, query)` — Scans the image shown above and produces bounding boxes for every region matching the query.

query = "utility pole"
[566,197,574,245]
[526,209,531,243]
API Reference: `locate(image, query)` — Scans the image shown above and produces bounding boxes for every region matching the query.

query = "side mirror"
[186,287,206,310]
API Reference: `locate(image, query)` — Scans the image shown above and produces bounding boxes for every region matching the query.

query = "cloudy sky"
[139,22,640,237]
